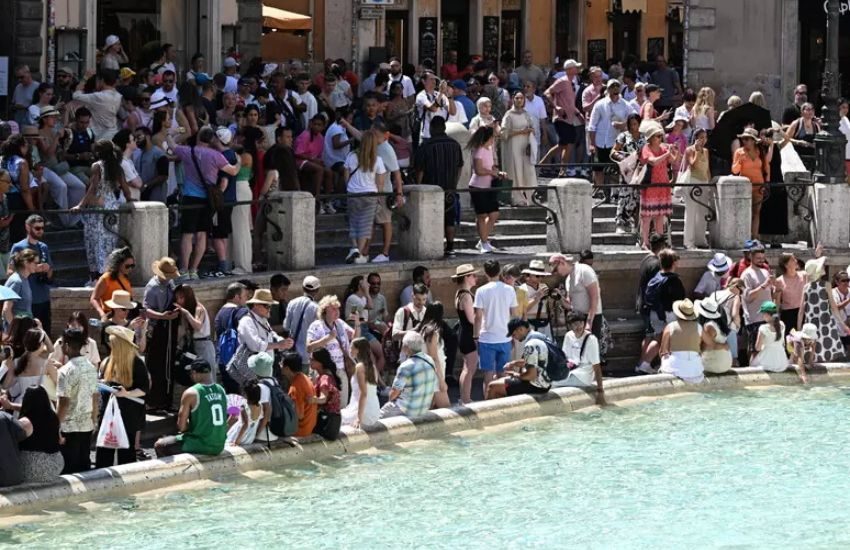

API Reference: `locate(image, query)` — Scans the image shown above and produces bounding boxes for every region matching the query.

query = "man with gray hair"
[283,275,322,367]
[380,332,438,419]
[587,79,632,190]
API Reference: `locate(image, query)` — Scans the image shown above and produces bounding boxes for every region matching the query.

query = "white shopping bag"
[96,394,130,449]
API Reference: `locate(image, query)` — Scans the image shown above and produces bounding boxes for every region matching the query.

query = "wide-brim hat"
[106,325,138,348]
[800,323,818,340]
[152,257,180,280]
[707,253,732,273]
[451,264,479,281]
[248,351,274,378]
[804,256,827,283]
[673,299,697,321]
[38,105,61,120]
[666,113,689,130]
[246,288,278,305]
[737,127,761,141]
[641,120,665,140]
[522,259,551,277]
[694,297,722,320]
[105,289,137,310]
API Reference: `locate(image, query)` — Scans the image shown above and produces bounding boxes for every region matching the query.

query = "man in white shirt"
[72,69,122,141]
[523,80,548,150]
[415,72,450,143]
[296,74,318,129]
[155,70,180,104]
[388,58,416,98]
[549,253,604,355]
[587,80,632,188]
[391,283,428,363]
[473,260,519,395]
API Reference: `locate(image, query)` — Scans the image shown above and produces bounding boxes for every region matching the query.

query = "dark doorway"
[97,0,161,69]
[501,10,522,67]
[612,11,641,62]
[385,11,410,62]
[798,1,849,105]
[441,0,469,68]
[555,0,578,61]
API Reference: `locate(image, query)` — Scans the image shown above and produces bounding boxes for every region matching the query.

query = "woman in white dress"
[752,301,787,372]
[226,380,263,446]
[500,92,538,206]
[659,299,705,383]
[341,337,381,429]
[695,296,732,374]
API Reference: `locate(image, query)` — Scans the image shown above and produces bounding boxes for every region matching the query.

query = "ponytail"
[772,314,782,341]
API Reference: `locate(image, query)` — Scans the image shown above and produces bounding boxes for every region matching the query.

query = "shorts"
[470,188,500,215]
[554,119,578,146]
[180,196,212,234]
[444,192,461,227]
[362,329,377,343]
[210,206,233,238]
[592,148,613,171]
[478,341,512,373]
[505,377,550,397]
[374,195,392,225]
[745,322,764,355]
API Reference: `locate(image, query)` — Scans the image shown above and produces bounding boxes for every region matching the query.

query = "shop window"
[98,0,161,69]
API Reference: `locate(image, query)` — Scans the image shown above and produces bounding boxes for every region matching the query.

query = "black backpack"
[259,378,298,437]
[527,333,570,382]
[643,271,669,321]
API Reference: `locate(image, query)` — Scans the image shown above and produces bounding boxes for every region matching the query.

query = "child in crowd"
[787,323,818,383]
[752,301,786,372]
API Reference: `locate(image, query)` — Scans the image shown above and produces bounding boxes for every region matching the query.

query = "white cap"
[104,35,121,49]
[563,59,582,70]
[262,63,279,78]
[303,276,321,291]
[149,90,170,109]
[215,127,233,146]
[223,57,240,68]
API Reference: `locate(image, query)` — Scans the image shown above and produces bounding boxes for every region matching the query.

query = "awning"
[621,0,647,13]
[262,5,312,32]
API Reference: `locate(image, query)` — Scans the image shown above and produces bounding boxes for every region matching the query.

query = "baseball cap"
[303,275,321,291]
[223,56,240,68]
[215,127,233,146]
[450,79,467,91]
[194,72,212,85]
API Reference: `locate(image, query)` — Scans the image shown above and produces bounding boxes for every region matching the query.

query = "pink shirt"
[666,132,688,172]
[545,77,582,125]
[776,272,807,311]
[469,146,495,189]
[294,131,324,161]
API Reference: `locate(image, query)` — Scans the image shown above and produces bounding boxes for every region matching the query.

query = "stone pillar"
[237,0,263,65]
[445,122,472,210]
[546,178,592,253]
[814,183,850,248]
[398,186,445,261]
[119,202,169,285]
[12,0,44,79]
[712,176,752,250]
[265,192,315,270]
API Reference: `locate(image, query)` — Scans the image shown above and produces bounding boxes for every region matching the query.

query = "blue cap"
[743,239,763,251]
[450,79,467,91]
[194,72,211,85]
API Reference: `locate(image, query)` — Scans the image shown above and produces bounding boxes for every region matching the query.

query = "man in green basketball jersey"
[155,359,228,457]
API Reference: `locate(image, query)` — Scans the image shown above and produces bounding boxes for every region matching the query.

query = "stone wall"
[13,0,44,79]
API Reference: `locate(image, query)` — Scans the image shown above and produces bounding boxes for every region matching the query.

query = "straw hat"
[38,105,61,120]
[522,260,551,277]
[640,120,665,140]
[152,257,180,280]
[105,325,137,348]
[694,296,722,320]
[246,289,278,305]
[707,253,732,274]
[105,290,137,310]
[672,299,697,321]
[451,264,479,281]
[804,256,827,283]
[737,127,761,141]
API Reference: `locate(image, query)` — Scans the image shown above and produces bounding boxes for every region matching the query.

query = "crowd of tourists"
[3,45,848,276]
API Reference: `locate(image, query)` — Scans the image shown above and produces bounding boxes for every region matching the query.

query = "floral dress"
[614,131,646,229]
[802,281,846,362]
[83,161,124,273]
[639,144,673,218]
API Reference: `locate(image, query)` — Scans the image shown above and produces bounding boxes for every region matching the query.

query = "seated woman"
[695,296,732,374]
[554,313,605,405]
[787,323,818,383]
[17,386,63,483]
[226,379,263,446]
[752,301,787,372]
[659,299,705,383]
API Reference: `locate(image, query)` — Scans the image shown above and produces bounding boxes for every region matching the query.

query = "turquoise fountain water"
[5,385,850,549]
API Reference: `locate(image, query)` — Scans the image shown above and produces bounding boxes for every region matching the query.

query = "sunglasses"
[124,263,136,269]
[31,226,45,232]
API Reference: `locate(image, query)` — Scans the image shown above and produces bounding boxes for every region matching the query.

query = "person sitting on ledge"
[155,359,227,458]
[553,312,606,405]
[280,352,317,437]
[486,318,551,399]
[380,332,437,420]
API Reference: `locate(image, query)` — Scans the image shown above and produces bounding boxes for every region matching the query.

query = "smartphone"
[88,318,102,328]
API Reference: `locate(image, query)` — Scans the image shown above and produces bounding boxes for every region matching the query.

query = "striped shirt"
[413,135,464,190]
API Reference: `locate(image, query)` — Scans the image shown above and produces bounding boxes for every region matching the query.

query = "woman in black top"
[18,386,63,482]
[453,265,479,405]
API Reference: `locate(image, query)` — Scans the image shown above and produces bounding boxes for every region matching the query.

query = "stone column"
[119,202,169,285]
[814,183,850,248]
[265,192,315,271]
[237,0,263,65]
[398,186,445,261]
[445,122,472,210]
[712,176,752,250]
[546,178,592,253]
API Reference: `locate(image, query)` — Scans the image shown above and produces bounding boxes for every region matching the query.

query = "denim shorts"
[478,341,512,373]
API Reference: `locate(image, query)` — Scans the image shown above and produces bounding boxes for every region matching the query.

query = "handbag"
[493,177,514,205]
[333,320,356,378]
[190,146,225,213]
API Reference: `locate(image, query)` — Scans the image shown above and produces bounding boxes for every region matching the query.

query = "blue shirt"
[8,239,52,304]
[4,272,32,319]
[219,148,238,202]
[391,352,438,418]
[455,95,477,127]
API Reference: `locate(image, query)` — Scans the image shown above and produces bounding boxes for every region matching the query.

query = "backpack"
[383,306,414,370]
[527,333,570,382]
[217,308,240,367]
[260,378,298,437]
[643,271,669,320]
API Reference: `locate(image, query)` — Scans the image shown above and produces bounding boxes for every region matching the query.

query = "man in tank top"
[155,359,227,457]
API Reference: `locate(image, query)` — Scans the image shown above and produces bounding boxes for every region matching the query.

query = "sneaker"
[444,249,457,258]
[318,202,328,215]
[371,254,390,263]
[345,248,360,264]
[615,224,628,235]
[475,240,484,252]
[323,201,336,214]
[188,270,200,281]
[481,241,495,253]
[635,363,657,375]
[354,255,369,264]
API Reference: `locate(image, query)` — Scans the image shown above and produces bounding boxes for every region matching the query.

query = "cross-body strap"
[189,146,211,187]
[578,333,590,362]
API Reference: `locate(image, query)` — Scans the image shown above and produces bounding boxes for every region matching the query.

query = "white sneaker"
[475,240,484,252]
[323,201,336,214]
[371,254,390,263]
[481,241,495,253]
[345,248,360,264]
[635,363,657,375]
[319,202,329,214]
[354,255,369,264]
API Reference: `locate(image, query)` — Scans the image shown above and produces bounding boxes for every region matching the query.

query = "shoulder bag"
[333,320,356,378]
[190,146,225,213]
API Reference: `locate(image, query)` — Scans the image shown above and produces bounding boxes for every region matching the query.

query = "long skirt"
[230,179,253,275]
[348,195,377,239]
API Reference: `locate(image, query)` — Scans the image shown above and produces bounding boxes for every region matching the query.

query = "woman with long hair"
[752,301,787,372]
[241,125,266,220]
[240,104,261,129]
[311,348,342,440]
[692,87,716,131]
[638,123,677,249]
[89,247,135,320]
[3,317,37,359]
[112,129,143,200]
[2,328,57,406]
[36,104,87,228]
[17,386,63,482]
[71,139,132,278]
[343,275,384,373]
[340,337,381,428]
[150,110,172,150]
[468,126,505,253]
[500,91,538,206]
[3,249,38,325]
[0,134,37,243]
[27,83,55,125]
[383,81,412,139]
[417,302,452,409]
[454,265,479,405]
[785,102,820,171]
[610,113,645,235]
[178,81,206,136]
[343,129,386,264]
[49,311,102,366]
[96,326,148,467]
[774,253,807,339]
[173,284,217,377]
[681,128,711,249]
[731,127,770,238]
[228,127,258,275]
[226,379,263,446]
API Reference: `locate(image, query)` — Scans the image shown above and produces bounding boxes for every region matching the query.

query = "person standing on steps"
[467,126,506,254]
[143,257,181,411]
